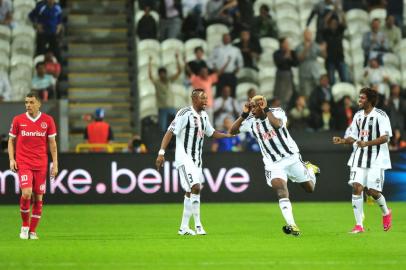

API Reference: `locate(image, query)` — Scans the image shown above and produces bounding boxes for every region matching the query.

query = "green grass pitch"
[0,202,405,270]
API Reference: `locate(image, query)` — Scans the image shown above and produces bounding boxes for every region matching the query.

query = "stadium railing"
[75,143,129,153]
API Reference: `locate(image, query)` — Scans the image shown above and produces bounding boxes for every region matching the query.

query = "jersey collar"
[191,106,201,117]
[26,112,42,122]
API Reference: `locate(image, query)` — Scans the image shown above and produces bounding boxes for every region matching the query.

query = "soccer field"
[0,202,405,270]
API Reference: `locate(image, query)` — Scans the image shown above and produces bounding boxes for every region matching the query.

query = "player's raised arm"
[256,97,282,129]
[230,101,251,135]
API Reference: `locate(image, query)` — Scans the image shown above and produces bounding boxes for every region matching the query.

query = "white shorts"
[265,153,314,187]
[177,161,204,192]
[348,167,385,192]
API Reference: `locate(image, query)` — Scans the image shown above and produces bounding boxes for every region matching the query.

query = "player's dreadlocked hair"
[360,87,378,107]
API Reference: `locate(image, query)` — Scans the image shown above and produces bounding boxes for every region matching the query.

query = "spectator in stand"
[128,133,148,153]
[211,117,241,152]
[235,30,262,69]
[213,85,240,129]
[148,54,181,133]
[381,15,401,52]
[44,50,61,79]
[240,87,256,107]
[29,0,63,61]
[182,4,205,40]
[209,33,243,97]
[386,0,403,26]
[309,74,333,113]
[234,0,254,31]
[334,95,355,130]
[269,97,281,108]
[364,58,390,101]
[32,62,55,101]
[273,37,299,109]
[137,5,158,40]
[0,0,12,27]
[140,0,159,10]
[296,29,327,98]
[252,4,278,39]
[309,100,335,131]
[0,72,11,101]
[206,0,237,26]
[362,18,389,66]
[84,108,114,151]
[322,11,349,84]
[186,46,208,75]
[159,0,183,40]
[307,0,340,43]
[187,60,229,121]
[384,84,406,150]
[366,0,386,11]
[288,95,310,130]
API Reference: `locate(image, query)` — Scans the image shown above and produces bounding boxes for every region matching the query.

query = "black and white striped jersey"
[347,107,392,169]
[168,106,215,168]
[239,107,299,166]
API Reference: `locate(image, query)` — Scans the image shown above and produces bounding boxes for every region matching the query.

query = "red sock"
[20,197,31,227]
[29,201,43,233]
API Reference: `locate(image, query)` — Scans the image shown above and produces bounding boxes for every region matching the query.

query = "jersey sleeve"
[48,117,57,138]
[271,108,288,127]
[9,117,18,137]
[239,117,253,133]
[378,113,392,138]
[168,112,188,135]
[204,117,215,137]
[348,114,360,140]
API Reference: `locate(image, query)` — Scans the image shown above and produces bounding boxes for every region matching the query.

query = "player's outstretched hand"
[156,155,165,171]
[9,159,18,172]
[356,140,367,148]
[332,136,343,144]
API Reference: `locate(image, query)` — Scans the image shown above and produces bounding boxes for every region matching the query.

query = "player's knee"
[275,188,289,199]
[21,190,32,199]
[352,183,363,195]
[367,188,380,199]
[191,184,201,194]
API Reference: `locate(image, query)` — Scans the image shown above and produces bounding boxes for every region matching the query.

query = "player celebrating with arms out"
[230,95,320,236]
[333,87,392,233]
[8,92,58,240]
[156,88,234,236]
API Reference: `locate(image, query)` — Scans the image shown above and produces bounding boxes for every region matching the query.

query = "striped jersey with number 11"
[239,107,299,166]
[347,108,392,169]
[168,106,215,168]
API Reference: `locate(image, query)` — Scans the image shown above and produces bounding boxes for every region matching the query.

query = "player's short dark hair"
[360,87,378,107]
[26,92,41,101]
[35,61,45,68]
[194,46,204,53]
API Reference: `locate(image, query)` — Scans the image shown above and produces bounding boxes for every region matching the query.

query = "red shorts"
[18,169,47,194]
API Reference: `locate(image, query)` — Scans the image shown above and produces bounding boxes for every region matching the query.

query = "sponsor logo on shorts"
[40,184,46,191]
[41,122,48,129]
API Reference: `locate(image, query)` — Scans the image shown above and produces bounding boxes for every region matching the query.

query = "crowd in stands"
[0,0,63,102]
[136,0,406,151]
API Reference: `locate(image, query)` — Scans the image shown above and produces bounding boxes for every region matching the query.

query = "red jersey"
[9,112,57,170]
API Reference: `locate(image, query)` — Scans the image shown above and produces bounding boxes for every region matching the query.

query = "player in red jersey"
[8,92,58,240]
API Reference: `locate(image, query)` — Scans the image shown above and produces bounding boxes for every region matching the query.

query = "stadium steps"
[66,0,134,150]
[66,43,129,57]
